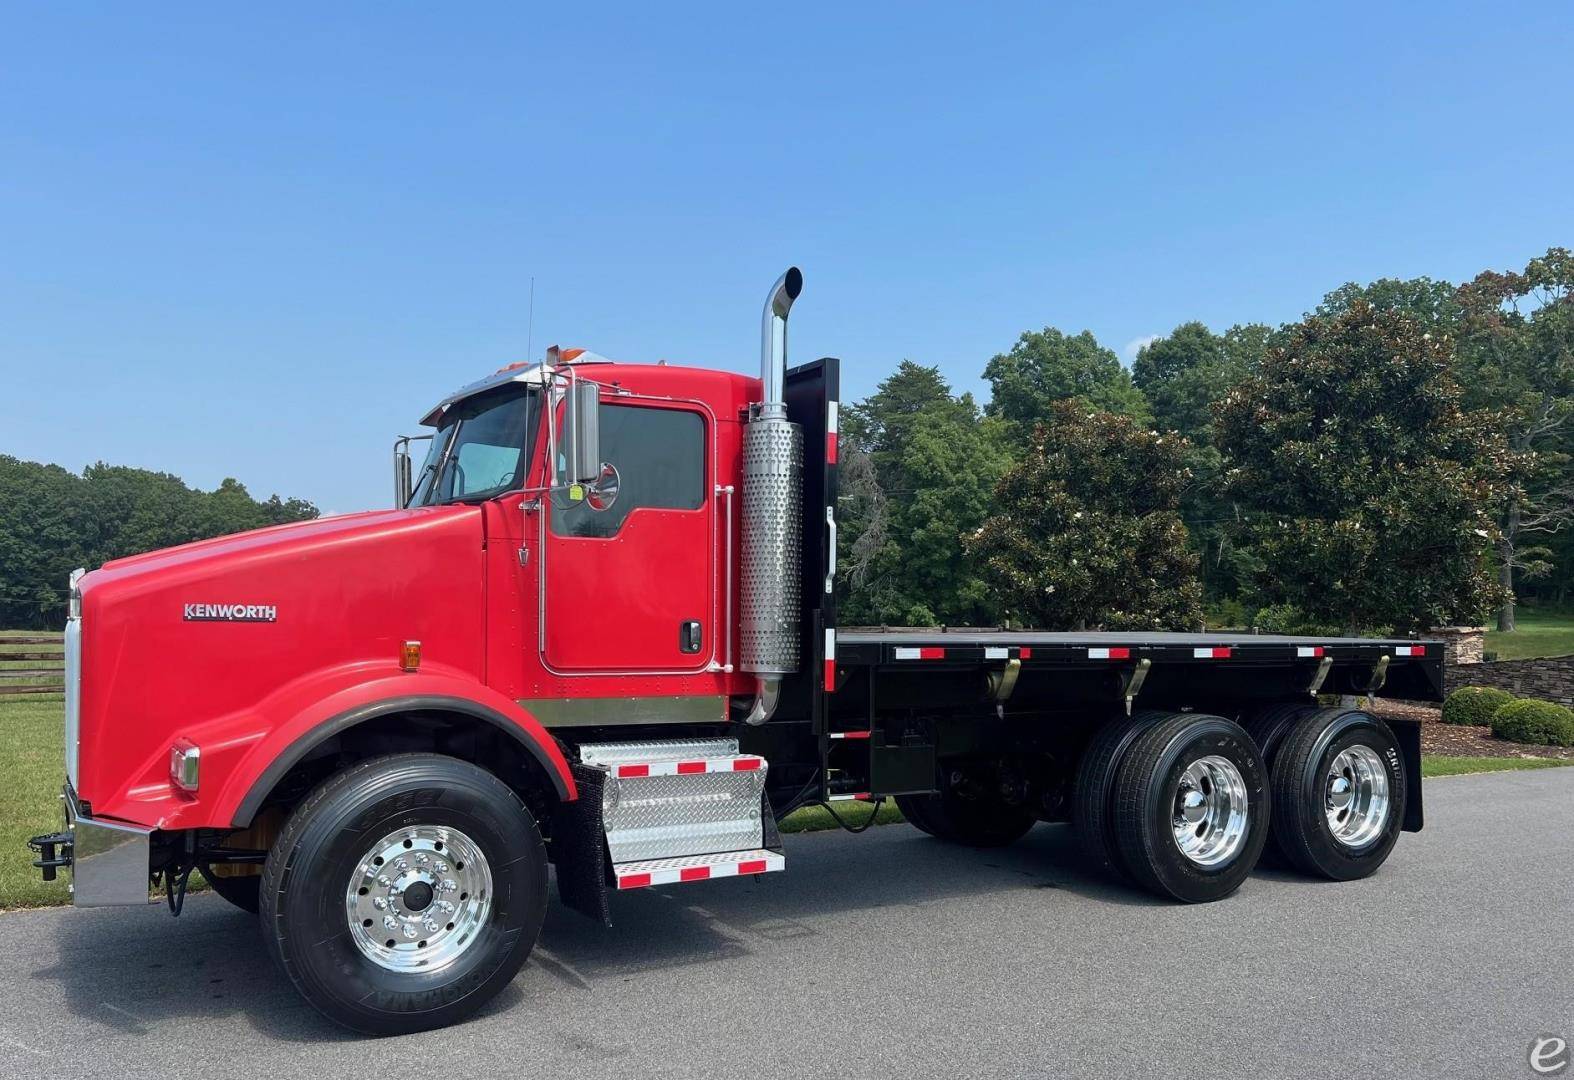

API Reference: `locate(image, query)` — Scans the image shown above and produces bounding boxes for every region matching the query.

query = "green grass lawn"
[0,694,72,908]
[1484,611,1574,660]
[0,691,1570,909]
[1420,755,1570,777]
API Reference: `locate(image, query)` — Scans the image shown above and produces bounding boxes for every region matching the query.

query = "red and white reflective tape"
[613,756,764,779]
[1297,646,1326,658]
[824,628,837,692]
[828,731,872,740]
[827,792,872,802]
[985,646,1033,660]
[615,851,784,890]
[826,400,839,465]
[1088,647,1131,660]
[1393,645,1426,657]
[1194,647,1233,659]
[893,646,946,660]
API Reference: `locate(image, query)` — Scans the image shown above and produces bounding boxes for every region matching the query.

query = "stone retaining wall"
[1445,655,1574,706]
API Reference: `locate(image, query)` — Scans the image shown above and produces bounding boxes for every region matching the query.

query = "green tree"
[1131,322,1272,610]
[983,327,1150,440]
[969,402,1202,630]
[1315,276,1464,332]
[1455,248,1574,630]
[1214,300,1512,633]
[838,362,1013,625]
[0,456,319,628]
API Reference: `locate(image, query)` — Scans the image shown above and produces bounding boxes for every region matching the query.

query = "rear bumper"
[28,784,153,906]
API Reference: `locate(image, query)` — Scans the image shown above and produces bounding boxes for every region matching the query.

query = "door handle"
[680,620,703,654]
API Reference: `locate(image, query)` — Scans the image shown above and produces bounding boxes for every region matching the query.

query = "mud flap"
[1391,718,1424,832]
[553,762,612,926]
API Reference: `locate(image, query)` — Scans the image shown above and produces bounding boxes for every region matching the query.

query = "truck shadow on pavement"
[32,821,1257,1041]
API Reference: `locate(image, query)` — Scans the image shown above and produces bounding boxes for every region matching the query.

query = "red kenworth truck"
[31,269,1440,1034]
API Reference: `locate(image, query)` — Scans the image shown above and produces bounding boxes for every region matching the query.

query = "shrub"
[1442,686,1517,727]
[1490,699,1574,747]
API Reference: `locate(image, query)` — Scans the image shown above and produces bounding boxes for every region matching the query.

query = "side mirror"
[562,380,601,485]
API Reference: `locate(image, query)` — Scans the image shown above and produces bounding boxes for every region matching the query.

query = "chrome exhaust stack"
[739,268,805,717]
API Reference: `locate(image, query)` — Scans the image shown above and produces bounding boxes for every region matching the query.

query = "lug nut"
[383,916,398,931]
[440,878,458,893]
[402,925,419,939]
[414,853,429,865]
[372,897,387,910]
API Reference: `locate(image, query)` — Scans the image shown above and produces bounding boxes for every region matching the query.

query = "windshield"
[408,384,539,506]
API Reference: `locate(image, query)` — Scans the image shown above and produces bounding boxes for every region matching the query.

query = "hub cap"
[1324,744,1390,848]
[345,825,492,973]
[1172,755,1249,868]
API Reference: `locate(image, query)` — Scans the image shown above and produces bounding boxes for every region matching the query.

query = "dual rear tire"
[1074,706,1407,902]
[1075,711,1270,903]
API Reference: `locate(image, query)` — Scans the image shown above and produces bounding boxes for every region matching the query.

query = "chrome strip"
[518,695,727,729]
[64,570,84,786]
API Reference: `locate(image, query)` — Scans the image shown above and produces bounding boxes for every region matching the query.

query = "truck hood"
[74,504,491,822]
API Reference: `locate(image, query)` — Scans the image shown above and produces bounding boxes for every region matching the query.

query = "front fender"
[217,670,578,827]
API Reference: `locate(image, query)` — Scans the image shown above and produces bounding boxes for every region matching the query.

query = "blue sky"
[4,3,1571,513]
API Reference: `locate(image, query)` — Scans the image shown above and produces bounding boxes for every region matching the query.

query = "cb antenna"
[526,276,536,361]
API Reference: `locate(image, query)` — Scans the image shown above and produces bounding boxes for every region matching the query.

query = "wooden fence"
[0,633,65,696]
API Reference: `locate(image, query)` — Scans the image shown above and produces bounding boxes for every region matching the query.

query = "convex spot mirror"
[586,462,620,512]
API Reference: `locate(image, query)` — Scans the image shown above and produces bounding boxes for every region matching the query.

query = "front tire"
[1113,713,1270,903]
[260,753,548,1035]
[1269,708,1405,881]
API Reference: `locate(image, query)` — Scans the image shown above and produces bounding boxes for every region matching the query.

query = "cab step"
[613,848,785,890]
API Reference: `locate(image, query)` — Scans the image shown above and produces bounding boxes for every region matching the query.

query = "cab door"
[541,398,714,672]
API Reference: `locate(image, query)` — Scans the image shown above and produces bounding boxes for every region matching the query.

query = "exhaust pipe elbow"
[741,677,781,726]
[758,267,803,420]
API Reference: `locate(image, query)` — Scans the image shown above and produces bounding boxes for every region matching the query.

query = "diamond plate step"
[613,848,785,890]
[579,737,738,769]
[579,738,772,864]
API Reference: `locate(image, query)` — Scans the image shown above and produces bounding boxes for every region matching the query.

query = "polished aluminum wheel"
[345,825,493,973]
[1324,744,1390,848]
[1172,754,1249,868]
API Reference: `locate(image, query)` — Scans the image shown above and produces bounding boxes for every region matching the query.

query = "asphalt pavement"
[2,767,1571,1080]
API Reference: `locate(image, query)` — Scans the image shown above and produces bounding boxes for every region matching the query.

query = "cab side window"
[551,403,705,539]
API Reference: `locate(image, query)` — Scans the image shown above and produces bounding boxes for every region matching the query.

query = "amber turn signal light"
[400,640,421,672]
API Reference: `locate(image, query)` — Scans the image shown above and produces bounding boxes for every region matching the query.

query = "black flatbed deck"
[839,628,1435,658]
[831,628,1443,701]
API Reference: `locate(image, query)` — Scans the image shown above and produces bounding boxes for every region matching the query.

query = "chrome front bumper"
[28,784,153,906]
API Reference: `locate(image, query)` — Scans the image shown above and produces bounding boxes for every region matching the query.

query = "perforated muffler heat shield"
[740,418,803,674]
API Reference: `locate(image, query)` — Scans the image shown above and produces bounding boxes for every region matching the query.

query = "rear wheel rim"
[1324,744,1390,848]
[1171,754,1249,868]
[345,825,493,973]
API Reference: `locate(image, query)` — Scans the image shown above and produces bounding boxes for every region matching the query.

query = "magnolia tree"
[1214,300,1513,633]
[969,402,1203,630]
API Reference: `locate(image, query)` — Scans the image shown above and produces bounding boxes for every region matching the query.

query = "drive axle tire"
[1072,711,1169,882]
[1243,702,1316,771]
[1269,708,1405,881]
[1113,713,1270,903]
[260,753,548,1036]
[1241,702,1317,869]
[896,770,1036,848]
[201,867,261,913]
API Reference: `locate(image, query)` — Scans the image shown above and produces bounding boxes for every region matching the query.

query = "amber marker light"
[401,641,422,672]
